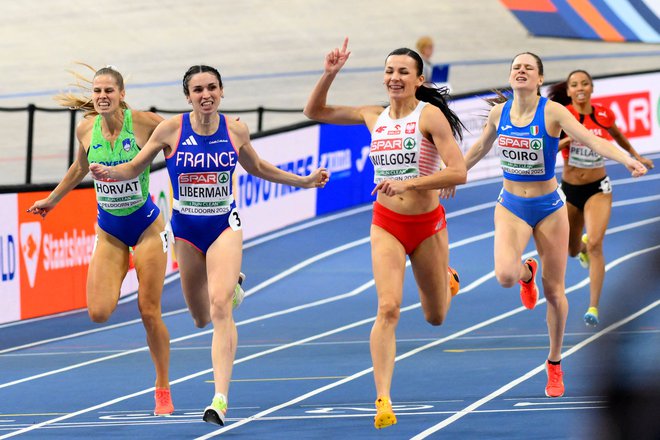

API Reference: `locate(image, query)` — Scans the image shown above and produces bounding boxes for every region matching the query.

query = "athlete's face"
[566,72,593,106]
[186,72,223,114]
[91,74,125,115]
[383,55,423,99]
[509,54,543,92]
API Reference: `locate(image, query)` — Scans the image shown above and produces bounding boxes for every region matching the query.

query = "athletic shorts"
[561,176,612,211]
[497,187,566,228]
[171,201,242,254]
[371,201,446,255]
[97,197,160,247]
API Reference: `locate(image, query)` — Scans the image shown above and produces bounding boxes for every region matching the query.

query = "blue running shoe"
[584,307,599,327]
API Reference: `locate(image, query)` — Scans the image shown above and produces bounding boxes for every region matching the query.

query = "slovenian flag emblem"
[530,125,539,136]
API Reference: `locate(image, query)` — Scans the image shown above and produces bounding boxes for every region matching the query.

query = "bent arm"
[234,121,329,188]
[89,117,177,181]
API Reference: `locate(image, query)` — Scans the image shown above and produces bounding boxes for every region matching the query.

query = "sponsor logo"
[374,126,387,133]
[500,124,512,131]
[319,149,352,173]
[403,137,416,150]
[355,146,370,172]
[371,138,402,152]
[208,139,228,144]
[593,91,651,139]
[498,135,530,149]
[92,144,103,149]
[19,222,41,288]
[182,135,198,146]
[387,124,401,135]
[147,209,155,218]
[179,172,220,185]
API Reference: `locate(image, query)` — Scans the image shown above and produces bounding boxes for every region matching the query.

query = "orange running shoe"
[154,387,174,415]
[545,361,565,397]
[374,397,397,429]
[518,258,539,310]
[448,267,460,297]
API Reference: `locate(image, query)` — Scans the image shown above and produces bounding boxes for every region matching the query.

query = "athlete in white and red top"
[304,37,467,430]
[548,69,654,328]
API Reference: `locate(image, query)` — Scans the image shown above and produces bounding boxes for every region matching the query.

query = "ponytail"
[416,85,465,141]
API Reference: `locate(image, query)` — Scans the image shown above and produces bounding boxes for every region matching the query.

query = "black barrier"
[0,104,303,185]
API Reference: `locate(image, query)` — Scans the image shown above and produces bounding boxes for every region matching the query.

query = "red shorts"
[372,201,447,255]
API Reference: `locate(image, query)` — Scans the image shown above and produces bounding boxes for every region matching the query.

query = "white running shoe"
[232,272,246,310]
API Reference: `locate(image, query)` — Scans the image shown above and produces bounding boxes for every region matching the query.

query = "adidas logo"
[182,135,198,146]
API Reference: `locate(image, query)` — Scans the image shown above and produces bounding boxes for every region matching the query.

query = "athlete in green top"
[27,65,175,415]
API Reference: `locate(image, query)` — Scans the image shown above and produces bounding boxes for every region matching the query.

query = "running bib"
[94,178,144,210]
[497,135,546,176]
[176,171,234,215]
[568,141,605,168]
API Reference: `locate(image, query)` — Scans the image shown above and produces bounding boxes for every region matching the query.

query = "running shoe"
[154,387,174,416]
[203,393,228,426]
[518,258,539,310]
[583,306,599,327]
[448,266,460,297]
[374,397,397,429]
[232,272,246,310]
[545,361,565,398]
[578,234,589,269]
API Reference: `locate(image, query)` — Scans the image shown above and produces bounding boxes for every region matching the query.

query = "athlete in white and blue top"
[463,52,647,399]
[90,64,329,426]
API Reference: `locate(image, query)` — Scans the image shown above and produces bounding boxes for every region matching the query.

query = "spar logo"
[498,135,542,151]
[179,172,228,184]
[371,138,402,152]
[592,91,651,138]
[19,222,41,288]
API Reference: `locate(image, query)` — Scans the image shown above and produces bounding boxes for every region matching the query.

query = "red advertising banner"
[17,189,97,319]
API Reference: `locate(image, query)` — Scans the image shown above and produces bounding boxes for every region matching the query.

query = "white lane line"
[410,299,660,439]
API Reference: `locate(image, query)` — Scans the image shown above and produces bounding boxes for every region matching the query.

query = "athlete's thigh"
[409,229,449,311]
[534,206,569,291]
[494,204,533,269]
[87,226,129,310]
[133,217,168,307]
[583,192,612,245]
[370,225,406,305]
[206,227,243,303]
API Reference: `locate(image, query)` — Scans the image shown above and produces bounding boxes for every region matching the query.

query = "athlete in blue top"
[90,65,329,426]
[463,52,647,398]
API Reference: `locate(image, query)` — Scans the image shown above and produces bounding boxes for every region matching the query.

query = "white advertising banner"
[0,194,21,323]
[234,126,320,240]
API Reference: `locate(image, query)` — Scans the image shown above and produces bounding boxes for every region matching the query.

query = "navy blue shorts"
[97,197,160,247]
[171,202,242,254]
[497,187,565,228]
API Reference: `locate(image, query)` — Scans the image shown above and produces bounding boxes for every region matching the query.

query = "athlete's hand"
[627,158,648,178]
[89,163,111,181]
[439,186,457,199]
[638,156,654,170]
[26,198,56,218]
[305,167,330,188]
[325,37,351,75]
[371,179,409,197]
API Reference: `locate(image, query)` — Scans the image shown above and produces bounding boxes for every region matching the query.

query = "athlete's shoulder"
[592,103,615,127]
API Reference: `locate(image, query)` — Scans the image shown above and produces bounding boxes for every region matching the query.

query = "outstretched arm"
[26,137,90,218]
[551,103,647,177]
[608,123,654,170]
[464,104,501,171]
[233,120,329,188]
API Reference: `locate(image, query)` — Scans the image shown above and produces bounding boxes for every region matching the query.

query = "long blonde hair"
[54,63,129,117]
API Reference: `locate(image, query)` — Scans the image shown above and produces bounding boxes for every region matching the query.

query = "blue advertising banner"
[316,123,375,215]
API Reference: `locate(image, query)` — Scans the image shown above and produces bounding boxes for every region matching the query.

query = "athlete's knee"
[191,315,211,328]
[376,299,401,324]
[424,309,447,326]
[495,267,518,288]
[88,307,112,323]
[209,293,232,322]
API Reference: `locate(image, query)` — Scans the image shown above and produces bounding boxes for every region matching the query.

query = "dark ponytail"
[386,48,465,141]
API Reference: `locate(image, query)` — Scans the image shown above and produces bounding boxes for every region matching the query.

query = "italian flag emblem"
[530,125,539,136]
